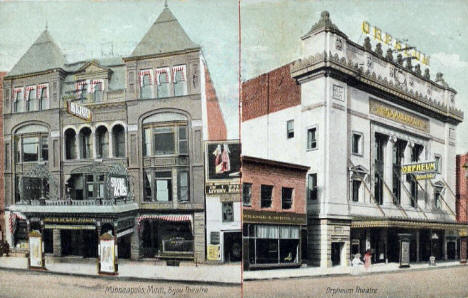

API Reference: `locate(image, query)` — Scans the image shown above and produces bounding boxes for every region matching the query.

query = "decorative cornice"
[290,51,464,123]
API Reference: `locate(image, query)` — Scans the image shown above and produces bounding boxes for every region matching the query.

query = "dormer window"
[76,81,88,102]
[156,68,170,98]
[138,69,153,99]
[173,65,187,96]
[91,80,103,102]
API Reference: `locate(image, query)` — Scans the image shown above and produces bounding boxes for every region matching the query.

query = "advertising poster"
[29,234,43,268]
[99,238,116,274]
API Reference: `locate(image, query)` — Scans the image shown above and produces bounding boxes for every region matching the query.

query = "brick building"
[2,5,226,263]
[456,153,468,262]
[0,72,5,240]
[242,156,308,270]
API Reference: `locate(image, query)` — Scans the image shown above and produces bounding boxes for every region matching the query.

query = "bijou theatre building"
[242,11,468,268]
[2,6,226,263]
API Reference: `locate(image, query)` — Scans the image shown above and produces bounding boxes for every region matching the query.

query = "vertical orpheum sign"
[28,230,45,270]
[361,21,430,66]
[98,232,118,275]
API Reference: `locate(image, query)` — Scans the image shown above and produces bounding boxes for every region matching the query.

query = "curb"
[243,263,466,281]
[0,266,241,286]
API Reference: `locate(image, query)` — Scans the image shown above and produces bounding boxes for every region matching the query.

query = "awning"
[351,219,468,231]
[136,214,193,232]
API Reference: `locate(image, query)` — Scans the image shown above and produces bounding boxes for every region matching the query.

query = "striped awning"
[136,214,193,233]
[351,219,468,231]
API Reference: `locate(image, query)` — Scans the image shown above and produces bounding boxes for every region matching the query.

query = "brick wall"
[204,63,227,141]
[241,63,300,122]
[0,72,5,239]
[242,158,307,215]
[456,153,468,222]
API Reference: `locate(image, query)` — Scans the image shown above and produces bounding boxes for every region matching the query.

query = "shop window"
[173,65,187,97]
[282,187,293,209]
[96,126,109,158]
[79,127,93,159]
[157,69,170,98]
[307,127,317,150]
[260,185,273,208]
[222,202,234,222]
[65,129,77,160]
[286,120,294,139]
[155,171,172,201]
[352,180,361,202]
[178,170,189,202]
[242,183,252,206]
[39,86,48,110]
[112,125,125,157]
[94,82,103,102]
[352,132,363,155]
[308,173,317,200]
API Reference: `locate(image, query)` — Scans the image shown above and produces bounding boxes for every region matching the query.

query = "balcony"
[16,198,133,206]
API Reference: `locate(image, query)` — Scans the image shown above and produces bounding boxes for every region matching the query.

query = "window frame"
[16,133,49,163]
[434,154,442,174]
[281,187,294,209]
[260,185,273,208]
[242,183,252,206]
[142,121,188,157]
[222,202,234,222]
[351,131,363,156]
[352,180,361,202]
[306,126,318,151]
[172,65,187,97]
[286,120,294,139]
[307,173,318,201]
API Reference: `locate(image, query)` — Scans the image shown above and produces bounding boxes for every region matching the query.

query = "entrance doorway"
[331,242,344,266]
[223,232,241,262]
[447,241,456,260]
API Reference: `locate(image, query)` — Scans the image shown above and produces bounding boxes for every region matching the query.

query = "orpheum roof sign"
[67,101,92,121]
[362,21,430,66]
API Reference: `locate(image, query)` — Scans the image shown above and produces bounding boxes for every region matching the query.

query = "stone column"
[74,134,79,160]
[443,233,448,261]
[108,129,114,158]
[194,212,206,263]
[402,143,413,208]
[53,229,61,257]
[383,137,395,206]
[130,227,141,260]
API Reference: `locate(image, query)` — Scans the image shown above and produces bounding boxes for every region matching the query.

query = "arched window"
[157,69,170,98]
[112,125,125,157]
[141,74,152,99]
[79,127,93,159]
[65,129,77,160]
[14,124,49,162]
[96,126,109,158]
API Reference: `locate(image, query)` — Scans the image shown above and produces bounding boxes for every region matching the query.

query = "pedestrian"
[351,253,363,275]
[364,249,372,272]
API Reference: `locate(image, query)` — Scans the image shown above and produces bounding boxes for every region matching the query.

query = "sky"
[1,0,467,153]
[241,0,468,154]
[0,0,239,138]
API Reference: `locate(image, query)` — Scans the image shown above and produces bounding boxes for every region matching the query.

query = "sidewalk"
[243,260,465,280]
[0,256,241,284]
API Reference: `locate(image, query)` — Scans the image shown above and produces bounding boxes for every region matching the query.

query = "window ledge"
[306,147,318,152]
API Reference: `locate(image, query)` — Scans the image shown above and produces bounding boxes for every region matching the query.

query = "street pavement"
[0,256,241,284]
[0,268,241,298]
[243,265,468,297]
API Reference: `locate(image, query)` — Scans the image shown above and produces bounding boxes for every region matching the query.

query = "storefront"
[243,210,306,270]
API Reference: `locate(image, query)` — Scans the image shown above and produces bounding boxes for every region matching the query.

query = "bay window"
[143,123,188,156]
[14,127,49,163]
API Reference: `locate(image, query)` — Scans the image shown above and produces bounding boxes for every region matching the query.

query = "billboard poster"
[99,234,117,274]
[206,141,240,182]
[28,231,43,269]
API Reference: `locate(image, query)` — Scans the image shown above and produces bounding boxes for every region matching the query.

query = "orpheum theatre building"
[242,11,467,268]
[2,6,226,262]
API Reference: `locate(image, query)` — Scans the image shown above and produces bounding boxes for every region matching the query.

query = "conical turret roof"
[130,7,199,58]
[9,30,66,76]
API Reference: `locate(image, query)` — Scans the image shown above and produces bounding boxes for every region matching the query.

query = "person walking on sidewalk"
[364,249,372,272]
[351,253,364,275]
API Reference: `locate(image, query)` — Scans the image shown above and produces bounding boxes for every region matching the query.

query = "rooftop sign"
[362,21,430,66]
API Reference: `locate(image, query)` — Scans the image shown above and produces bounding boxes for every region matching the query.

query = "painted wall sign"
[243,209,306,225]
[362,21,430,66]
[401,161,437,174]
[206,141,241,182]
[43,217,95,224]
[369,99,429,132]
[205,183,240,195]
[67,101,92,121]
